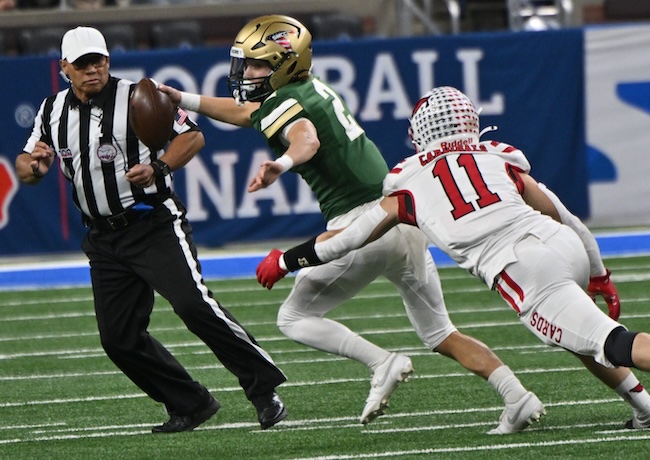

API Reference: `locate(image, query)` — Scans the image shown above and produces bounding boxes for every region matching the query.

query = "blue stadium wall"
[0,24,648,256]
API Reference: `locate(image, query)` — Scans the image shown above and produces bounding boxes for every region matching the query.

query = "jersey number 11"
[432,154,501,220]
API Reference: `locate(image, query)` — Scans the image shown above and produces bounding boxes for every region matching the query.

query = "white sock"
[279,316,390,370]
[340,330,392,372]
[487,365,528,404]
[614,373,650,419]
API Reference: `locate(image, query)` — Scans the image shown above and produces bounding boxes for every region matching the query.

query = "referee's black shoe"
[253,391,287,430]
[152,396,220,433]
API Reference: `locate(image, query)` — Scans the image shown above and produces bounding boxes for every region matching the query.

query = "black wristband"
[151,159,171,178]
[283,236,322,272]
[151,161,162,178]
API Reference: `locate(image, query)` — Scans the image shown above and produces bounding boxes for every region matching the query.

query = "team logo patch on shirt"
[97,143,118,163]
[266,30,295,52]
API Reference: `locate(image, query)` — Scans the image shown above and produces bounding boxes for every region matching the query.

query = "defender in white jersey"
[258,86,650,431]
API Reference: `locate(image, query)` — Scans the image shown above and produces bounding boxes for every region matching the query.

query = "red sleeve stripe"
[506,163,525,195]
[489,140,517,154]
[392,191,417,226]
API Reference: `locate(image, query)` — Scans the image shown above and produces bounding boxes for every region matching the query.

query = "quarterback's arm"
[158,84,257,127]
[247,119,320,192]
[280,119,320,168]
[195,96,258,127]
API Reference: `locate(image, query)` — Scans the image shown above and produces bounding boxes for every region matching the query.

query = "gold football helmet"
[228,15,313,103]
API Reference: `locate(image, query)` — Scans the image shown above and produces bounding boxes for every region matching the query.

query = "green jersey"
[251,76,389,221]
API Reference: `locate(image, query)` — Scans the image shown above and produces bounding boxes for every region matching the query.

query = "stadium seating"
[310,13,363,40]
[507,0,573,31]
[605,0,650,20]
[100,24,137,53]
[150,20,202,50]
[17,27,66,57]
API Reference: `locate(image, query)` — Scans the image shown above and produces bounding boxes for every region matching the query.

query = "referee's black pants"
[81,193,286,416]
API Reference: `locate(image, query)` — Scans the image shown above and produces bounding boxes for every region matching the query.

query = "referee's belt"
[89,204,153,231]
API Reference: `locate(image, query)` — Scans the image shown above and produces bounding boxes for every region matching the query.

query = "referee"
[15,26,287,433]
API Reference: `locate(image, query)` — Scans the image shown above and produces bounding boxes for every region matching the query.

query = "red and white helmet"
[408,86,480,152]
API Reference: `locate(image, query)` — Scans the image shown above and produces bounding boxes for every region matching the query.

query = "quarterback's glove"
[587,269,620,320]
[256,249,288,290]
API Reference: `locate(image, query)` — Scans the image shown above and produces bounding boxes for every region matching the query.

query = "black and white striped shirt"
[23,76,199,219]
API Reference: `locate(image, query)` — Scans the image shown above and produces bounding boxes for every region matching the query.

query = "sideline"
[1,231,649,291]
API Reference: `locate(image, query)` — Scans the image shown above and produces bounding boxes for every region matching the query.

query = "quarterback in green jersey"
[160,15,543,434]
[250,75,388,221]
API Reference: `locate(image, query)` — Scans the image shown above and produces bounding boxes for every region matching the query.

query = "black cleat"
[253,391,287,430]
[152,396,220,433]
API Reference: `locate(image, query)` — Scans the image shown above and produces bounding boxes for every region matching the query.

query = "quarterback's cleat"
[625,413,650,429]
[152,396,220,433]
[487,391,546,435]
[360,353,414,425]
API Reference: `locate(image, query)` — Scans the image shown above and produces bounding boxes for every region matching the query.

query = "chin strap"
[232,88,246,106]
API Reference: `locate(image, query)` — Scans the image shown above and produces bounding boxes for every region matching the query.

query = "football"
[128,78,175,151]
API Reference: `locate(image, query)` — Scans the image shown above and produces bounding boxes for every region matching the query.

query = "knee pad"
[604,326,638,368]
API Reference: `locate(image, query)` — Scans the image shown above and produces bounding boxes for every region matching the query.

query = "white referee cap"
[61,26,109,63]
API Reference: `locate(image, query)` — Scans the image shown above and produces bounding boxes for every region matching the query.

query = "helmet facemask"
[226,15,313,105]
[228,48,298,104]
[409,86,480,153]
[228,51,277,104]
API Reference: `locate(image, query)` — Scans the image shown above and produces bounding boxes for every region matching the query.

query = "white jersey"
[383,141,561,287]
[311,139,620,365]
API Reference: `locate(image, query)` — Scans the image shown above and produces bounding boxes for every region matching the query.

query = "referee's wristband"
[179,91,201,112]
[275,155,294,174]
[151,159,171,178]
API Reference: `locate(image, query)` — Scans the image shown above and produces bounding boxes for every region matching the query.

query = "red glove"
[256,249,289,290]
[587,269,621,320]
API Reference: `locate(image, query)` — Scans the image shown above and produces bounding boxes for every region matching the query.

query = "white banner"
[586,24,650,226]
